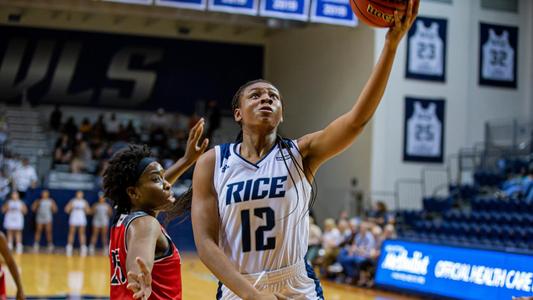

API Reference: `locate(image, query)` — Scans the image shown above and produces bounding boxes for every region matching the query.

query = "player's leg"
[79,226,87,256]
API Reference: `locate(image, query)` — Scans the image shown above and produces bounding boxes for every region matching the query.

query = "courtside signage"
[103,0,152,4]
[376,240,533,299]
[310,0,356,27]
[259,0,309,21]
[156,0,206,10]
[209,0,258,15]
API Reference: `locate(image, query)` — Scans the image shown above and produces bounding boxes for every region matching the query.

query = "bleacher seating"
[397,158,533,254]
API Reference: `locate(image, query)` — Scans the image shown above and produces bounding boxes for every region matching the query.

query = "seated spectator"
[367,201,393,226]
[79,118,92,140]
[106,113,120,140]
[54,134,73,164]
[70,141,92,173]
[63,117,78,139]
[11,158,38,199]
[337,221,376,284]
[91,114,107,145]
[338,219,352,242]
[307,216,322,265]
[319,218,343,276]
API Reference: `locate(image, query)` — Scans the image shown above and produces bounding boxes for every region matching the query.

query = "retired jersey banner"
[406,16,447,82]
[259,0,309,21]
[310,0,356,27]
[479,23,518,88]
[208,0,258,15]
[403,97,445,163]
[155,0,206,10]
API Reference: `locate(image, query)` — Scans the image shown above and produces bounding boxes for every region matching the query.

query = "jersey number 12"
[241,207,275,252]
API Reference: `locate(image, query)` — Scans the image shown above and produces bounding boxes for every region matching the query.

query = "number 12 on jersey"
[241,207,276,252]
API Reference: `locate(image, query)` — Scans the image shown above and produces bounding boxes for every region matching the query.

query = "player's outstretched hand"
[386,0,419,48]
[183,118,209,164]
[127,257,153,300]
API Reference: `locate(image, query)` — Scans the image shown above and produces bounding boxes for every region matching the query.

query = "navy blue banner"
[156,0,206,10]
[376,240,533,299]
[208,0,258,15]
[104,0,152,4]
[310,0,356,27]
[260,0,309,21]
[0,26,263,114]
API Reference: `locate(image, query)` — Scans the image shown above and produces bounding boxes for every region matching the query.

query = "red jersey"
[0,265,5,300]
[109,211,182,300]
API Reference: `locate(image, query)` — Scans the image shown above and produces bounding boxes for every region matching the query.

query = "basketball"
[350,0,409,28]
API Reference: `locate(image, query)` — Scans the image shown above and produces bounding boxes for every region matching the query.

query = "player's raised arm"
[164,118,209,185]
[298,0,419,175]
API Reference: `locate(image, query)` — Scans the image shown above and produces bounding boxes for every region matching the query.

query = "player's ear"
[126,186,139,204]
[234,108,242,123]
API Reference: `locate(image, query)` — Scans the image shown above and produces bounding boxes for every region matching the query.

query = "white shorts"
[92,216,109,228]
[69,211,87,227]
[3,212,24,230]
[216,260,323,300]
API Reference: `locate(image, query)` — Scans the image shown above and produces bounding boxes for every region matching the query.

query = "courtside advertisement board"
[375,240,533,299]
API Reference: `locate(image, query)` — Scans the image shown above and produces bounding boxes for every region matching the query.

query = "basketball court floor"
[6,252,420,299]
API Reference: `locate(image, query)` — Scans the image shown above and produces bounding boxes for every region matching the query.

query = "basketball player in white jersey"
[2,192,27,254]
[89,192,112,255]
[32,189,58,253]
[65,190,90,256]
[189,2,419,299]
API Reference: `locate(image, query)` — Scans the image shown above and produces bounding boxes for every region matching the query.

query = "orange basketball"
[350,0,408,28]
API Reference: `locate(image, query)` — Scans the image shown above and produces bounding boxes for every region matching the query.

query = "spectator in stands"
[70,141,92,173]
[79,117,92,140]
[32,189,57,253]
[320,218,343,276]
[4,153,21,177]
[149,108,169,131]
[63,116,78,139]
[124,120,139,142]
[89,192,112,255]
[107,113,121,140]
[54,134,74,165]
[11,158,38,199]
[307,216,322,265]
[65,191,90,256]
[2,191,27,254]
[91,114,107,144]
[0,170,10,202]
[338,219,352,242]
[337,221,376,285]
[49,104,62,131]
[367,201,392,227]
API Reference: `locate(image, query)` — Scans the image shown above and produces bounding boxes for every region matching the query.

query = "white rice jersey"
[214,140,311,274]
[482,29,514,82]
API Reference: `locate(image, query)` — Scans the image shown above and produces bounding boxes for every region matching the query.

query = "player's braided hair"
[232,80,318,219]
[103,144,191,223]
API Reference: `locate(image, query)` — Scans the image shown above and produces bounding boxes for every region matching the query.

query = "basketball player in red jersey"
[0,232,24,300]
[104,119,208,300]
